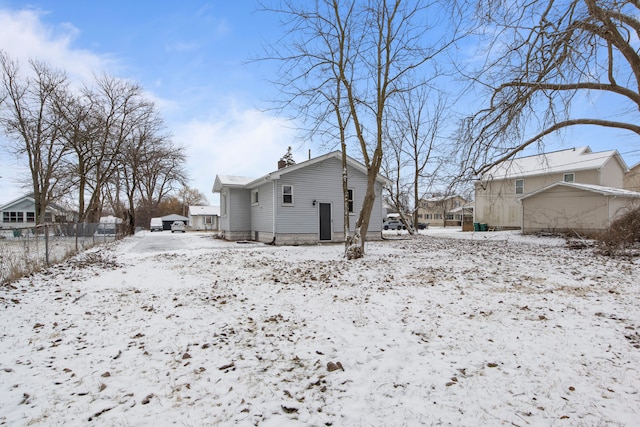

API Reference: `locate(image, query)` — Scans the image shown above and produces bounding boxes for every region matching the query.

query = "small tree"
[280,146,296,167]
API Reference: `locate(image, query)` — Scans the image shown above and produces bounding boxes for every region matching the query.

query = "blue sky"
[0,0,301,204]
[1,1,639,206]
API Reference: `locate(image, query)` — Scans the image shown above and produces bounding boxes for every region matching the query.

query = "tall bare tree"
[54,86,100,211]
[115,111,163,234]
[79,74,150,222]
[0,51,70,224]
[136,142,187,223]
[383,87,447,232]
[459,0,640,177]
[264,0,456,258]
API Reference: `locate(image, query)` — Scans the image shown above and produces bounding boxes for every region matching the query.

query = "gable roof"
[161,214,189,222]
[0,194,68,214]
[212,151,391,193]
[519,181,640,200]
[422,194,465,203]
[247,151,391,188]
[212,175,255,192]
[484,146,629,180]
[188,205,220,216]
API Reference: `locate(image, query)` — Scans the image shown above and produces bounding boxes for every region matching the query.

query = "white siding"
[228,188,251,232]
[251,182,274,236]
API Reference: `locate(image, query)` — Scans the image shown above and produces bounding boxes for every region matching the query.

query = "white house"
[212,151,390,245]
[188,205,220,231]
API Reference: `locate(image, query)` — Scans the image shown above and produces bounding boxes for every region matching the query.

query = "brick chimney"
[278,159,287,169]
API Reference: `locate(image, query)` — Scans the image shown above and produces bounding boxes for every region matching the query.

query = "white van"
[150,217,163,232]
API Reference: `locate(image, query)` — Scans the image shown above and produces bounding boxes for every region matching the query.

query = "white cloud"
[0,7,311,207]
[173,106,301,201]
[0,8,115,84]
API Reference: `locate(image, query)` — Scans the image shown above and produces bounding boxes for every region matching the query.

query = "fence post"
[45,224,50,267]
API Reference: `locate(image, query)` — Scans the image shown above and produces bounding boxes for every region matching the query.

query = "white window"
[564,173,574,182]
[251,189,259,205]
[347,188,354,213]
[282,185,293,205]
[3,211,24,223]
[515,179,524,194]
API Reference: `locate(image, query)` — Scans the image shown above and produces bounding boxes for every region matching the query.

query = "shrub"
[597,206,640,256]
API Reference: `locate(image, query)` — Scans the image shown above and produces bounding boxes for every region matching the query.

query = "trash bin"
[479,223,488,232]
[473,223,480,231]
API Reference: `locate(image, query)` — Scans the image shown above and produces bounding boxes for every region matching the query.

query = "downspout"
[607,195,613,230]
[272,179,277,241]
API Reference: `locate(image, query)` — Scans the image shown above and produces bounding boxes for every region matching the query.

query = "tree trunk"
[346,170,378,259]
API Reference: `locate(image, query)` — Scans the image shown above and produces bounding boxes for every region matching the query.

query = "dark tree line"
[0,51,187,233]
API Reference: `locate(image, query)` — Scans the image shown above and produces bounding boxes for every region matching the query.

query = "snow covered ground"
[1,228,639,426]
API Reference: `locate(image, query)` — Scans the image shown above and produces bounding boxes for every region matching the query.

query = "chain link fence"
[0,222,124,284]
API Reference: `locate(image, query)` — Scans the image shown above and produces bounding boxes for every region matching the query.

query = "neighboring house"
[417,195,467,227]
[95,215,123,236]
[624,162,640,193]
[212,151,390,245]
[188,205,220,231]
[161,214,188,231]
[520,182,640,235]
[475,146,630,229]
[452,202,475,231]
[0,194,74,229]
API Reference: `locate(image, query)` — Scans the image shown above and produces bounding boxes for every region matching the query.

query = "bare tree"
[263,0,456,258]
[459,0,640,177]
[79,74,150,222]
[54,86,100,211]
[177,186,208,217]
[137,143,187,223]
[0,51,70,224]
[383,87,448,232]
[116,110,166,234]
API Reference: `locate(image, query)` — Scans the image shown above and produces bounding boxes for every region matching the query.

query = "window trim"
[251,189,259,206]
[515,179,524,194]
[3,211,24,223]
[282,185,294,205]
[347,188,354,214]
[563,172,575,183]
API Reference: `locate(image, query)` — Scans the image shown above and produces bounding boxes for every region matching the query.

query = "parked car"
[150,217,163,232]
[417,222,429,230]
[383,220,405,230]
[171,221,186,233]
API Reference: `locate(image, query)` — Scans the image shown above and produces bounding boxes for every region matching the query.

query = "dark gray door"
[319,203,332,241]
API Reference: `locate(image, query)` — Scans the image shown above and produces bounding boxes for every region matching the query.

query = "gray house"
[212,151,390,245]
[0,194,74,229]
